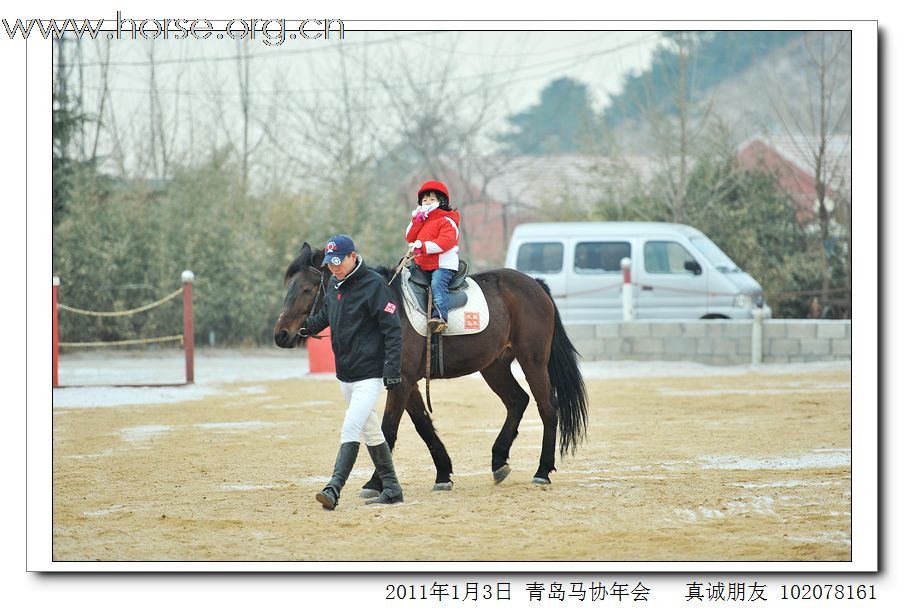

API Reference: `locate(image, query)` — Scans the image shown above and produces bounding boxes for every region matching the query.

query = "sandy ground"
[51,351,851,563]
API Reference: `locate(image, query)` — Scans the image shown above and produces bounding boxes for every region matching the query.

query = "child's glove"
[414,209,428,223]
[408,240,423,255]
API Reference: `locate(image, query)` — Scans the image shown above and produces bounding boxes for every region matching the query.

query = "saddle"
[405,261,470,315]
[399,260,489,379]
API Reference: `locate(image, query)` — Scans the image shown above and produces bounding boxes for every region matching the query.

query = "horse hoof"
[531,477,551,485]
[432,482,453,492]
[359,488,380,499]
[493,464,511,484]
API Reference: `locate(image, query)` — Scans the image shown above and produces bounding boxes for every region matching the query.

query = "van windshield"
[689,236,741,272]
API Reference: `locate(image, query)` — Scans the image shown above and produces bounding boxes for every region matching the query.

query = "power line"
[74,33,660,99]
[404,31,657,59]
[69,31,440,67]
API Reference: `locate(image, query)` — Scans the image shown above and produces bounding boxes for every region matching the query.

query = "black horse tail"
[535,278,589,456]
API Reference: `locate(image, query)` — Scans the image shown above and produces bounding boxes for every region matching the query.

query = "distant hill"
[603,31,806,128]
[600,31,851,152]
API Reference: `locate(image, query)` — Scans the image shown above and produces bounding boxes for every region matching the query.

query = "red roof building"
[402,137,850,269]
[737,135,851,226]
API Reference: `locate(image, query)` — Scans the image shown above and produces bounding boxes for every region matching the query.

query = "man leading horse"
[294,235,405,510]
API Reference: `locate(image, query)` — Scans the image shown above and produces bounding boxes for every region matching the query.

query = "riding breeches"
[338,378,386,445]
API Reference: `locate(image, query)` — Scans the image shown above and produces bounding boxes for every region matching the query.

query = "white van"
[505,222,769,322]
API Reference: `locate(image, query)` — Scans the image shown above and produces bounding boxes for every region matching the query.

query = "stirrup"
[428,318,447,333]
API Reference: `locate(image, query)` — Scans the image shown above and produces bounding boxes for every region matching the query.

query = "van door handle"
[641,286,653,291]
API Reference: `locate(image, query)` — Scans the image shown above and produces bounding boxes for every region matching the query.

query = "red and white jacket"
[405,208,461,271]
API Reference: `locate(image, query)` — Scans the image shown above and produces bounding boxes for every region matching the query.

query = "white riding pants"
[338,378,386,446]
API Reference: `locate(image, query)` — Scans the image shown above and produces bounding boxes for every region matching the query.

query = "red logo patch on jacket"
[384,302,397,314]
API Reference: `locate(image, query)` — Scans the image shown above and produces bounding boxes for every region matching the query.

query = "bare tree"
[53,37,71,163]
[767,31,852,314]
[604,32,735,224]
[367,35,515,261]
[233,41,269,191]
[88,39,112,163]
[147,44,160,178]
[670,31,691,223]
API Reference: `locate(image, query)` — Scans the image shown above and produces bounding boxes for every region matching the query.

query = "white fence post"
[182,270,195,384]
[620,257,635,322]
[751,307,764,365]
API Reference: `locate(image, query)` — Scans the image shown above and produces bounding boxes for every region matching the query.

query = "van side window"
[516,242,563,273]
[644,241,700,274]
[574,241,630,274]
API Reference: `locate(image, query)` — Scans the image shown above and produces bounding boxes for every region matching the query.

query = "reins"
[388,247,415,286]
[294,265,328,341]
[425,286,434,414]
[388,246,436,414]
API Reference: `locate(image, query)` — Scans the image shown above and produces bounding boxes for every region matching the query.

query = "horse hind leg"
[479,357,531,484]
[518,360,557,485]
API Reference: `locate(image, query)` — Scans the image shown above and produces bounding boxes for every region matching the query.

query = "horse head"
[273,242,326,348]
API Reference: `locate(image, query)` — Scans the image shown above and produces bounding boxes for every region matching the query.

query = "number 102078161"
[781,584,876,600]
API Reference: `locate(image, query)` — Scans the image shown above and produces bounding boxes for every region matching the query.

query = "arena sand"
[52,367,851,562]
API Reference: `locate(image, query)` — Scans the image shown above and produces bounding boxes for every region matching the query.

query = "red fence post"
[182,270,195,384]
[53,276,60,387]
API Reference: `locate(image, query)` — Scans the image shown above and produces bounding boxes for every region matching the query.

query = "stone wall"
[563,320,851,365]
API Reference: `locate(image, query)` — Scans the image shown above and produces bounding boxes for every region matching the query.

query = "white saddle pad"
[399,267,490,337]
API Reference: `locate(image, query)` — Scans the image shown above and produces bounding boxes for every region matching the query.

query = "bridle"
[292,265,328,343]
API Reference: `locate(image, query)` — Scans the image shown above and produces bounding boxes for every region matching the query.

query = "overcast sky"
[65,29,661,111]
[57,29,663,176]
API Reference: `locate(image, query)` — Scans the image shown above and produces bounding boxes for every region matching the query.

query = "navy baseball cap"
[323,235,356,266]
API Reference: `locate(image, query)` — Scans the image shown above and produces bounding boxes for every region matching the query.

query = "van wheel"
[701,314,729,319]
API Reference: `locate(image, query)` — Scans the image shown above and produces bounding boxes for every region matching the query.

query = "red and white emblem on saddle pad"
[464,311,480,330]
[384,302,397,314]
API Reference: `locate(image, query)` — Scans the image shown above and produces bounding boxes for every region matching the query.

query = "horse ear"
[298,242,312,263]
[311,248,325,269]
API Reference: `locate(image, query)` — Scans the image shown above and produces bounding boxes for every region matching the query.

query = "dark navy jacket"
[304,258,402,383]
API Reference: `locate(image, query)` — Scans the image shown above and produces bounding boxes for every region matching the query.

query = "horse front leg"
[359,383,409,498]
[405,385,454,490]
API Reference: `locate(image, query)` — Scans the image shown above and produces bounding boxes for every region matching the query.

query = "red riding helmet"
[417,180,450,203]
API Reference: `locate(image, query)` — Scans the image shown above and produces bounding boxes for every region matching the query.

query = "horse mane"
[285,249,396,286]
[370,264,393,280]
[369,264,405,303]
[284,239,408,301]
[284,245,324,283]
[283,252,311,283]
[533,277,552,295]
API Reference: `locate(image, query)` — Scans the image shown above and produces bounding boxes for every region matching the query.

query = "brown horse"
[273,242,588,493]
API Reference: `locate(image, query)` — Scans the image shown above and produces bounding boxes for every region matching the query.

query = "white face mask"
[420,190,443,210]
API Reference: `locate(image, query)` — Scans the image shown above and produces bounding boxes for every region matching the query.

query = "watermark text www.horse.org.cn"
[3,11,345,45]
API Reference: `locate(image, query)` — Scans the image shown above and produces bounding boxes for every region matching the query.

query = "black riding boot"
[364,442,404,505]
[315,441,359,510]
